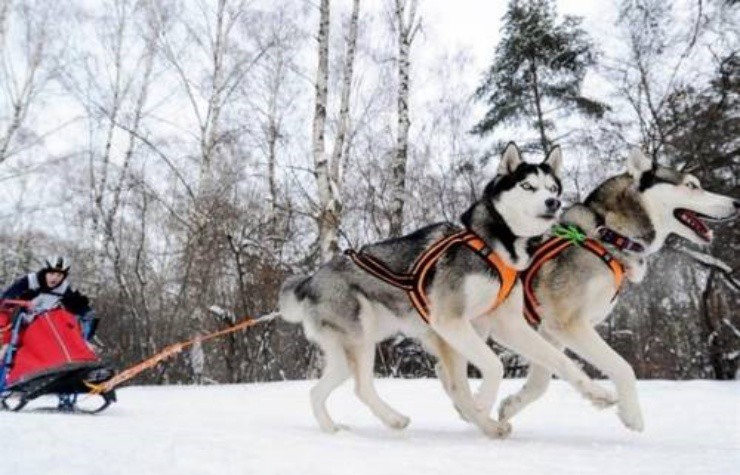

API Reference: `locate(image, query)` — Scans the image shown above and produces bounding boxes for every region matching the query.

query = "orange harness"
[346,230,518,323]
[522,235,625,326]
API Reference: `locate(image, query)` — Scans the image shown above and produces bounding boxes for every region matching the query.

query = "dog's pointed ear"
[627,148,653,179]
[543,145,563,177]
[497,142,523,175]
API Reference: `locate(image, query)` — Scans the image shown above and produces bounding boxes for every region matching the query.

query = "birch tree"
[312,0,361,262]
[312,0,335,262]
[388,0,419,237]
[330,0,360,200]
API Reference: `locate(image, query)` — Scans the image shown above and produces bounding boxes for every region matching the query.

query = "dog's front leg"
[486,309,617,419]
[431,316,511,438]
[425,334,473,422]
[555,321,644,432]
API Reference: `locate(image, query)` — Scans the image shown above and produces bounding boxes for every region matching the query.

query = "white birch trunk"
[313,0,339,262]
[198,0,227,199]
[389,0,419,237]
[330,0,360,187]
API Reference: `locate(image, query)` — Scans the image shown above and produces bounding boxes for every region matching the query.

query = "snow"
[2,379,738,475]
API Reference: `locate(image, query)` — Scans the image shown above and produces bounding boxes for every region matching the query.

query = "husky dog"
[279,143,580,437]
[494,149,739,432]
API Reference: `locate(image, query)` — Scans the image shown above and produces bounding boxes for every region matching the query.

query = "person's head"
[40,256,71,289]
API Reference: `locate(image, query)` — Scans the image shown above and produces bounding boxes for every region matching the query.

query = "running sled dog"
[277,143,611,437]
[488,149,739,432]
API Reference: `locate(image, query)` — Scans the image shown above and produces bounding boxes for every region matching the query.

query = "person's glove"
[64,290,90,315]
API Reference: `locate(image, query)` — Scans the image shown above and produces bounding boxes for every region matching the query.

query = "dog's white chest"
[462,274,501,319]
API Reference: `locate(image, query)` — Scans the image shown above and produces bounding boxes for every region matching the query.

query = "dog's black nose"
[734,200,740,209]
[545,198,561,211]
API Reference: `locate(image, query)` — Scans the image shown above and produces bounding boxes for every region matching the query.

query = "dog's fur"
[492,149,740,432]
[279,144,574,437]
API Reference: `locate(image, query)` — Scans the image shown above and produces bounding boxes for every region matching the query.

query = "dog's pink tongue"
[681,210,711,240]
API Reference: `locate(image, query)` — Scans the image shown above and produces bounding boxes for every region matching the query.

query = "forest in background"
[0,0,737,384]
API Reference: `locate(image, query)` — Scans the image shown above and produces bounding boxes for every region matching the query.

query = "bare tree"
[0,0,64,164]
[312,0,361,262]
[388,0,420,237]
[0,0,10,48]
[54,0,166,364]
[312,0,337,262]
[613,0,709,159]
[330,0,360,198]
[248,2,306,256]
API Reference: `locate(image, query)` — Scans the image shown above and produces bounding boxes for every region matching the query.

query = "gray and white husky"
[493,149,739,432]
[279,143,584,437]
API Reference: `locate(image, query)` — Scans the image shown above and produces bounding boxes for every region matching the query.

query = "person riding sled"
[1,256,97,338]
[0,256,110,412]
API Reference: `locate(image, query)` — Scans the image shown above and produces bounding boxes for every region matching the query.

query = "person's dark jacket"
[2,271,91,316]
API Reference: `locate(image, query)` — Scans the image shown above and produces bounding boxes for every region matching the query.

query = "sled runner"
[0,300,116,414]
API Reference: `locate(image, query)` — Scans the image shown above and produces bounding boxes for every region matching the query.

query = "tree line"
[0,0,737,383]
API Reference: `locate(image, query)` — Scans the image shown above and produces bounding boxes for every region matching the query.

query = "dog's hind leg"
[490,315,617,422]
[347,341,411,430]
[311,334,351,433]
[553,321,644,432]
[431,317,511,438]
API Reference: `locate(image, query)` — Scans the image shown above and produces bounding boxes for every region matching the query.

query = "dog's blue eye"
[686,182,699,190]
[521,183,535,191]
[549,185,558,193]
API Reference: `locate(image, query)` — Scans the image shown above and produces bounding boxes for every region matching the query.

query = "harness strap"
[345,250,414,290]
[347,231,518,323]
[409,231,470,321]
[582,240,625,287]
[522,236,625,326]
[463,236,519,311]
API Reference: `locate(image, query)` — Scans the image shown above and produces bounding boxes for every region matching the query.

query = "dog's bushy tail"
[277,275,310,323]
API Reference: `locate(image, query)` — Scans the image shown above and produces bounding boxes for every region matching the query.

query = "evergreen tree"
[473,0,608,151]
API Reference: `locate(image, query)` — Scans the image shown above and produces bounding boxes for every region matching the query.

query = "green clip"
[552,224,586,245]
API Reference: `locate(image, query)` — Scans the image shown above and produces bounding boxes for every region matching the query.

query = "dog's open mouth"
[673,208,719,242]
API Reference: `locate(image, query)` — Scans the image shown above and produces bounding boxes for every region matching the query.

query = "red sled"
[0,301,116,413]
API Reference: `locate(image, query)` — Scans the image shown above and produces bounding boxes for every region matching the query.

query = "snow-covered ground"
[3,379,738,475]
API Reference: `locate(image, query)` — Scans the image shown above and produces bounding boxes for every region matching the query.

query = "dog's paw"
[585,384,618,409]
[319,422,342,434]
[481,419,512,439]
[385,413,411,430]
[618,403,644,432]
[497,394,521,422]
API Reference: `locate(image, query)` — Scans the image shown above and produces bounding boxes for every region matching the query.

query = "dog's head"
[466,143,564,238]
[628,149,740,246]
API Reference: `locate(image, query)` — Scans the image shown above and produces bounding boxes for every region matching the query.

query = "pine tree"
[473,0,607,152]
